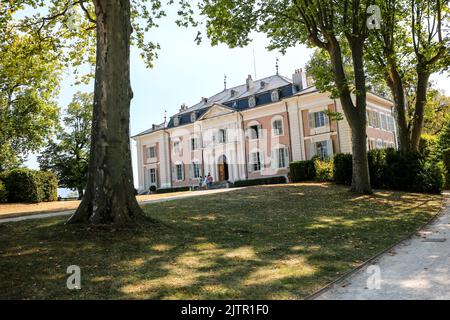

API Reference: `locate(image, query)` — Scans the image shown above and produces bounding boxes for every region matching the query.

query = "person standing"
[203,175,208,189]
[207,173,213,189]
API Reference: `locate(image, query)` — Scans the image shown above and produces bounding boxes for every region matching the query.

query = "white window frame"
[272,118,284,136]
[190,137,199,151]
[149,168,157,185]
[175,163,184,181]
[249,151,262,172]
[218,129,227,144]
[272,146,289,169]
[173,140,181,154]
[192,162,201,179]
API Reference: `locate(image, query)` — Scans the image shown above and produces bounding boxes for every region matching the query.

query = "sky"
[23,7,450,192]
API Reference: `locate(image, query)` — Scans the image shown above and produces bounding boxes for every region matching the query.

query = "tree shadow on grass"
[0,184,442,299]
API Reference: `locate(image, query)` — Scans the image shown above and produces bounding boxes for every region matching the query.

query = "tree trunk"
[329,37,372,194]
[386,63,410,152]
[410,69,430,151]
[68,0,145,225]
[77,187,84,200]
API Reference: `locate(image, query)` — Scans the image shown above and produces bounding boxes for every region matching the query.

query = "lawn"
[0,183,443,299]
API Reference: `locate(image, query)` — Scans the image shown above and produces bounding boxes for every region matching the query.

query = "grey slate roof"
[133,74,301,138]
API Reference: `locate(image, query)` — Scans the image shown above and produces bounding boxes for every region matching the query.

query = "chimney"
[246,74,254,91]
[179,103,188,112]
[292,68,307,93]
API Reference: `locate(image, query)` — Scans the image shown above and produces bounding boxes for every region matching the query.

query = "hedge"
[289,160,316,182]
[233,176,287,187]
[0,180,7,203]
[443,149,450,189]
[333,149,444,194]
[333,153,352,185]
[156,186,190,194]
[1,168,58,203]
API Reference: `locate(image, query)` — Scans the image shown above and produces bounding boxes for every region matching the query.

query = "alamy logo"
[366,265,381,290]
[66,265,81,290]
[367,5,382,30]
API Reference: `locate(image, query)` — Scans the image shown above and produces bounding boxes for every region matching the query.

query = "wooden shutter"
[308,112,315,129]
[310,142,315,159]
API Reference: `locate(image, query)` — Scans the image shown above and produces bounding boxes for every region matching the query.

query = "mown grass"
[0,183,443,299]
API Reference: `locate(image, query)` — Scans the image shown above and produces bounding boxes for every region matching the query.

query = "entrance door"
[217,155,229,181]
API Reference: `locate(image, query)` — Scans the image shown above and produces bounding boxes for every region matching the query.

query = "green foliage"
[1,168,57,203]
[36,171,58,202]
[368,149,387,189]
[0,180,7,203]
[1,168,58,203]
[438,114,450,156]
[334,149,444,194]
[314,159,333,182]
[38,92,92,196]
[333,153,353,186]
[233,176,287,187]
[289,160,316,182]
[156,186,190,194]
[443,149,450,189]
[0,32,61,170]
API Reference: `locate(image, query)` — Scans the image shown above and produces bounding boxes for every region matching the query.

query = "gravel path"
[316,192,450,300]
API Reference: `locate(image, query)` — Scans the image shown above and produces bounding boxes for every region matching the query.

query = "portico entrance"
[217,155,229,181]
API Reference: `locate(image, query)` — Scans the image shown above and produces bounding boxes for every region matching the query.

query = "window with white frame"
[273,147,289,169]
[248,124,261,140]
[272,119,283,136]
[372,111,380,128]
[175,163,184,181]
[380,114,387,130]
[218,129,227,144]
[387,116,395,132]
[145,146,155,160]
[149,168,157,185]
[249,152,262,172]
[173,141,181,154]
[271,90,279,102]
[192,162,201,178]
[309,111,329,129]
[376,139,383,149]
[190,137,199,151]
[316,141,328,160]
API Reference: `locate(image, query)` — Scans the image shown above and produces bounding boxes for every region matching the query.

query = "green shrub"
[156,186,190,194]
[333,153,352,185]
[289,160,316,182]
[2,169,58,203]
[413,159,444,194]
[314,159,334,182]
[36,171,58,202]
[3,168,41,203]
[368,149,387,188]
[0,180,7,203]
[443,149,450,189]
[332,149,443,194]
[233,176,287,187]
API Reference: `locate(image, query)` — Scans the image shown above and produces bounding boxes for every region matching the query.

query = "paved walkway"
[0,188,241,224]
[316,192,450,300]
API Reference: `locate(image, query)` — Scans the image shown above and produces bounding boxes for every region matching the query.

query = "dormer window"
[260,81,266,89]
[248,96,256,108]
[271,90,279,102]
[190,112,196,122]
[230,89,238,97]
[173,116,180,127]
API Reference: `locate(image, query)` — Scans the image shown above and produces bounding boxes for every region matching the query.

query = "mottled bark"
[68,0,145,225]
[410,70,430,151]
[386,62,410,152]
[329,38,372,194]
